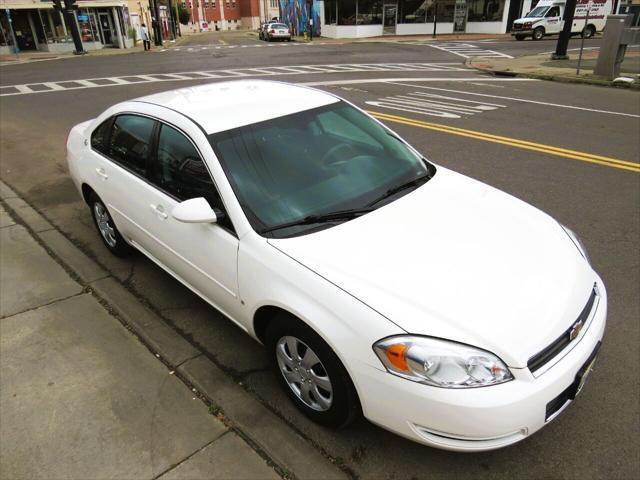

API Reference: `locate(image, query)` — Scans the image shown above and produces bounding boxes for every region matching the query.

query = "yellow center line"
[366,110,640,173]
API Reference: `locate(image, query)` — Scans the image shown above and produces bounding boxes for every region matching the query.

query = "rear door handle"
[150,204,168,220]
[96,167,108,180]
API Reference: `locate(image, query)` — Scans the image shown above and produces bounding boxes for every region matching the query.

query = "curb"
[0,178,350,480]
[466,57,640,90]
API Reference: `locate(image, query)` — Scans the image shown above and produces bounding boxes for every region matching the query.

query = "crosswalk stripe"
[0,63,470,97]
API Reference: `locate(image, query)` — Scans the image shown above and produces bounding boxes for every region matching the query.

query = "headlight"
[523,21,532,28]
[373,336,513,388]
[560,224,590,264]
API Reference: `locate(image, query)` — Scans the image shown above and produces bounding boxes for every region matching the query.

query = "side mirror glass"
[172,197,217,224]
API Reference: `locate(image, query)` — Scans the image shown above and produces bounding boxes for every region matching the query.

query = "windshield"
[526,6,549,17]
[270,24,288,29]
[210,101,434,238]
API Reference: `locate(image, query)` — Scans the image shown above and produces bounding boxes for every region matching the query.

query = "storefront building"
[318,0,536,37]
[0,0,132,54]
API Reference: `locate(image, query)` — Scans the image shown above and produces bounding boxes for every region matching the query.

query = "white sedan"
[67,80,607,451]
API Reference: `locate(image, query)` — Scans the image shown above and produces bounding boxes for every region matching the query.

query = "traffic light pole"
[54,0,85,54]
[552,0,577,59]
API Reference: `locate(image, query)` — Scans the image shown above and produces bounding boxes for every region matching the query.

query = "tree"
[178,4,190,24]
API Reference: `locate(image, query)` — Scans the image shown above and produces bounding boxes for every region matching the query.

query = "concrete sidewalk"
[468,49,640,88]
[0,203,279,478]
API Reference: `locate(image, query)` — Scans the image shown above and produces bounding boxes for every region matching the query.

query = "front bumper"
[512,29,534,36]
[356,279,607,451]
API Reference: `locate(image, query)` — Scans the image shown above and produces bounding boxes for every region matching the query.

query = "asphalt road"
[1,35,639,480]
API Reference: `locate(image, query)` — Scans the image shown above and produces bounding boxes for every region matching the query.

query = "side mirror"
[172,197,217,224]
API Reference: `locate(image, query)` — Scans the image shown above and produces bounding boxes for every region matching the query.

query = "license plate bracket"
[567,341,601,400]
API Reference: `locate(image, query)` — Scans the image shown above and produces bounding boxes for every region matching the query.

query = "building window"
[467,0,505,21]
[77,9,99,42]
[270,0,278,7]
[205,0,209,7]
[400,0,427,23]
[338,0,356,24]
[357,0,383,24]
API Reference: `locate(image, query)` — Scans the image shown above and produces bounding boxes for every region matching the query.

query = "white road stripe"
[386,81,640,118]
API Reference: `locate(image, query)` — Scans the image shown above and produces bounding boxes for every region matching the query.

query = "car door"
[545,6,562,33]
[88,113,159,250]
[141,121,240,318]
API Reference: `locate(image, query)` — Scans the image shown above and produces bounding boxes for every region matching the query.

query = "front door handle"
[150,204,168,220]
[96,167,108,180]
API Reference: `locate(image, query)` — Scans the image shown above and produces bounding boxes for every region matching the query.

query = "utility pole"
[149,0,163,46]
[552,0,578,59]
[432,2,438,38]
[167,0,177,39]
[54,0,85,54]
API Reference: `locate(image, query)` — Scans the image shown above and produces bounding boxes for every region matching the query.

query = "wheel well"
[81,183,95,205]
[253,305,292,343]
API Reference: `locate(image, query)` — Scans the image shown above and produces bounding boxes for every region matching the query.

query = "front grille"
[528,286,597,373]
[512,23,523,30]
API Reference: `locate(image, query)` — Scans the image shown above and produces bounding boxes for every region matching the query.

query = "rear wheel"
[89,192,133,257]
[265,313,360,427]
[582,25,595,39]
[532,27,545,41]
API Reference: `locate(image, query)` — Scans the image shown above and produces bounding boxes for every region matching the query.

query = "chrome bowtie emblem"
[569,320,584,341]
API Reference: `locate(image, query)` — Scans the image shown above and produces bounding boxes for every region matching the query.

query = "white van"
[511,0,613,40]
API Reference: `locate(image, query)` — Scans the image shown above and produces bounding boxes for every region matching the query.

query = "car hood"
[268,167,595,368]
[515,17,545,23]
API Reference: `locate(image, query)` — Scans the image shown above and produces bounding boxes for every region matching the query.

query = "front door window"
[383,4,397,34]
[99,12,113,45]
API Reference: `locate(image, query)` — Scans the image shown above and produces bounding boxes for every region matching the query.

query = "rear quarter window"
[91,118,113,154]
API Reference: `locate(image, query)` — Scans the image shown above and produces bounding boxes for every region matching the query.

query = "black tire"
[582,25,595,39]
[88,192,133,257]
[532,27,544,41]
[515,34,526,41]
[265,313,360,428]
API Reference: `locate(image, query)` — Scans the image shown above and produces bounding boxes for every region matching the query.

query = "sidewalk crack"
[0,290,86,319]
[151,431,230,480]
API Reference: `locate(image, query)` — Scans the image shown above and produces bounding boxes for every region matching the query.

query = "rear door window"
[108,115,156,176]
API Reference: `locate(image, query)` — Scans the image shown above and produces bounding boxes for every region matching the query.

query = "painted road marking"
[0,63,469,97]
[366,91,506,119]
[163,41,332,52]
[421,42,514,59]
[368,110,640,173]
[302,77,538,86]
[385,81,640,118]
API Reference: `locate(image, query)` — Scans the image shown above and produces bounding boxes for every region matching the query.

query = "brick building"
[183,0,276,30]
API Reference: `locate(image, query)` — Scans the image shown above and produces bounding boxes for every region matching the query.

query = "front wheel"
[89,192,133,257]
[532,27,545,41]
[582,25,595,39]
[515,34,526,41]
[265,313,360,427]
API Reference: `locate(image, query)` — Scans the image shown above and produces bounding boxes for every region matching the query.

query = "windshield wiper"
[261,207,374,234]
[367,173,431,207]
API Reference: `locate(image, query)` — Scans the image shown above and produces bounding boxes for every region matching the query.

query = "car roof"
[135,80,339,134]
